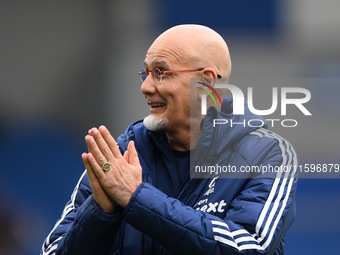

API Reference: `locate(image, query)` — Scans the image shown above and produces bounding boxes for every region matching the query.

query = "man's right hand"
[82,152,117,214]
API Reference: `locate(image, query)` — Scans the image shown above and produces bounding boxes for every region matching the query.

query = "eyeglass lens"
[140,68,163,82]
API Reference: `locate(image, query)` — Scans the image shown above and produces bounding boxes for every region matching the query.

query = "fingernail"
[99,125,106,132]
[86,135,94,143]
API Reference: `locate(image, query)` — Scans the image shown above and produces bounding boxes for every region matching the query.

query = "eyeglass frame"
[138,67,222,83]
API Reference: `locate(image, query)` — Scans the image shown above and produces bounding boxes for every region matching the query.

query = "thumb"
[127,141,140,166]
[123,149,129,162]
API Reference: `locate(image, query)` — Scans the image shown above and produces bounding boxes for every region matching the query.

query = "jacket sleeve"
[40,170,123,255]
[123,131,298,255]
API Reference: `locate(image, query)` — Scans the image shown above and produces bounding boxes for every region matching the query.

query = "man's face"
[141,41,197,133]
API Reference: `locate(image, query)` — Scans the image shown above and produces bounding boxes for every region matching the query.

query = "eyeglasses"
[138,68,221,83]
[138,68,204,83]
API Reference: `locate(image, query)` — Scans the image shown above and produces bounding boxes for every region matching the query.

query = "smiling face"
[140,25,231,140]
[141,43,195,133]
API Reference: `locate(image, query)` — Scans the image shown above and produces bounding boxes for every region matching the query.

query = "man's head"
[141,24,231,135]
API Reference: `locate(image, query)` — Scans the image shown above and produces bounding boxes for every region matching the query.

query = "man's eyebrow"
[144,60,170,69]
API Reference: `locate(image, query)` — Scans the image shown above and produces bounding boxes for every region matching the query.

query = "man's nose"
[141,75,157,96]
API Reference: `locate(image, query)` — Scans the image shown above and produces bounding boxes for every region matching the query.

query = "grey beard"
[143,115,169,131]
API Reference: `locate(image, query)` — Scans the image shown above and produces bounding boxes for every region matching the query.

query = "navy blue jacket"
[41,98,298,255]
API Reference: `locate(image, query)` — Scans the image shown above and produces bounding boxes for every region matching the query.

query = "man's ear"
[200,67,225,109]
[202,67,218,86]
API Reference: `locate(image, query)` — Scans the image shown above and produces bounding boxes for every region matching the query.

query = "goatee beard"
[143,115,169,131]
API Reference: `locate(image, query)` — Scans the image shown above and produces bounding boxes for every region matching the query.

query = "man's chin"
[143,115,168,131]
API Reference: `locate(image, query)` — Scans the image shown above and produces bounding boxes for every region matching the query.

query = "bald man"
[42,25,297,255]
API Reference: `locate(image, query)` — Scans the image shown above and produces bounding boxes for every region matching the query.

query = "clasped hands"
[82,126,142,214]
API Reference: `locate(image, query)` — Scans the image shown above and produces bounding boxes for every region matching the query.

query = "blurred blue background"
[1,1,339,254]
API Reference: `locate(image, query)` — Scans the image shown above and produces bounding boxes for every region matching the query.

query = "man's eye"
[154,68,165,77]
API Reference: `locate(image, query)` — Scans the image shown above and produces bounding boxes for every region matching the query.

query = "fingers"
[127,141,140,166]
[98,125,122,158]
[82,152,90,171]
[88,127,117,162]
[83,150,107,182]
[85,135,108,171]
[123,150,129,162]
[82,152,97,181]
